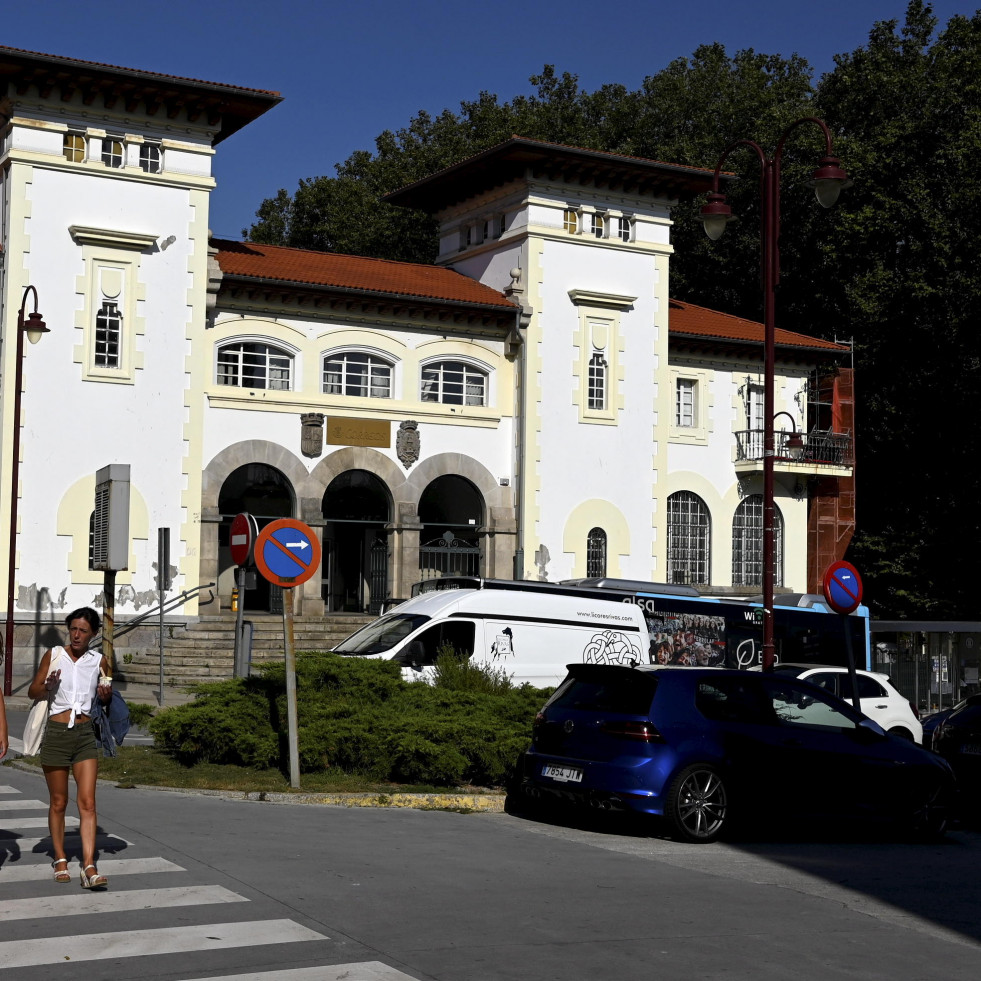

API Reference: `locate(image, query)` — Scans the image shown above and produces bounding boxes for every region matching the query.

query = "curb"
[3,759,507,813]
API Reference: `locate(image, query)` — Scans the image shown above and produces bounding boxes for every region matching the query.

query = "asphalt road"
[1,757,979,981]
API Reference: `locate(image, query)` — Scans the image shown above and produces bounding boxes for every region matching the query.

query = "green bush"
[126,702,155,728]
[147,652,551,786]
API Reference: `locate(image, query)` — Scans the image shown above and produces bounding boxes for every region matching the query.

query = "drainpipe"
[505,261,531,580]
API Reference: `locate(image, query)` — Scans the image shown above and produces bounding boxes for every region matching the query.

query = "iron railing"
[735,429,853,466]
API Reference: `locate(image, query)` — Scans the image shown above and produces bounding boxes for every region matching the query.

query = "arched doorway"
[218,463,294,612]
[418,475,484,581]
[322,470,392,613]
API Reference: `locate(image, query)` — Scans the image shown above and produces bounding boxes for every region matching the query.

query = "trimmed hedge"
[148,652,549,787]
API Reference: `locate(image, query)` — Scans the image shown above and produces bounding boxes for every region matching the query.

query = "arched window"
[217,342,292,390]
[732,495,784,588]
[667,492,710,585]
[587,527,607,578]
[421,361,487,406]
[323,352,392,398]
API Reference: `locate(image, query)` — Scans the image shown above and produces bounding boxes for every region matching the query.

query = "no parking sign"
[822,560,863,615]
[254,518,321,587]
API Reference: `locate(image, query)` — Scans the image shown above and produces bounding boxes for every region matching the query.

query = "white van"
[332,580,650,688]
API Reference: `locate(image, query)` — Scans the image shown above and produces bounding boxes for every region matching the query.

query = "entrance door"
[322,470,392,613]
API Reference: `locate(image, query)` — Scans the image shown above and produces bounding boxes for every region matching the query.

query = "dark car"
[931,694,981,809]
[521,664,954,843]
[923,694,981,750]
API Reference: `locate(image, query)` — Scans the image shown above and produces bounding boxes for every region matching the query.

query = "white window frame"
[101,136,124,168]
[63,131,85,163]
[587,351,607,411]
[616,216,634,242]
[139,141,162,174]
[563,208,580,234]
[669,367,711,444]
[217,341,294,391]
[589,212,606,239]
[420,359,488,407]
[323,351,394,399]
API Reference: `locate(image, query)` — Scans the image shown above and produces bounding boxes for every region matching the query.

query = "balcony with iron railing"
[734,428,854,474]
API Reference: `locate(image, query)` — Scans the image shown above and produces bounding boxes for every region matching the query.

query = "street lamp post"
[701,117,851,671]
[4,286,50,695]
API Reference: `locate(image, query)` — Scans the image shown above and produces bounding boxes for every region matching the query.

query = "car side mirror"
[853,719,887,742]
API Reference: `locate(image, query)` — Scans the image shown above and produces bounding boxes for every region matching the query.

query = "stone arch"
[310,446,406,505]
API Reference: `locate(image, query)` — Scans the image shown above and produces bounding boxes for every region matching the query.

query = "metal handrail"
[110,583,216,639]
[735,429,853,466]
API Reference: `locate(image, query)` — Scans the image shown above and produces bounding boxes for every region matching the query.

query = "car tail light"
[533,712,545,731]
[908,700,920,720]
[599,720,663,742]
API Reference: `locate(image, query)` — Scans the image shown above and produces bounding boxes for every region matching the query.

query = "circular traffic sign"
[254,518,322,588]
[229,512,259,567]
[822,560,863,615]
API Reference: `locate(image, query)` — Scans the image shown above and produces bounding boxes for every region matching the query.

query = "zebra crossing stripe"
[0,919,326,969]
[0,816,79,830]
[0,799,50,811]
[178,963,418,981]
[0,856,184,883]
[0,833,130,852]
[0,884,245,922]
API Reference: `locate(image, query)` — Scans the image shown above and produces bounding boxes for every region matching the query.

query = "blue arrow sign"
[255,518,321,587]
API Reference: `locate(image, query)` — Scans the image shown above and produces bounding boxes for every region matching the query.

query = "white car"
[758,663,923,743]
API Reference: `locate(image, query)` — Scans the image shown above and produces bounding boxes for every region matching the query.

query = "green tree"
[805,1,981,617]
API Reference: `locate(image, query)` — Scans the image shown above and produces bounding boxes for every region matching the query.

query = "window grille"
[94,301,122,368]
[323,352,392,398]
[732,495,784,587]
[588,353,607,410]
[217,342,292,390]
[617,217,633,242]
[590,213,606,238]
[420,361,486,406]
[667,491,710,585]
[563,209,579,234]
[587,527,607,578]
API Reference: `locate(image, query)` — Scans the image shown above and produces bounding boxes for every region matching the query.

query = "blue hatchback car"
[521,664,954,842]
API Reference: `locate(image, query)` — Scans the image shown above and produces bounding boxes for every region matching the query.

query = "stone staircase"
[112,614,374,688]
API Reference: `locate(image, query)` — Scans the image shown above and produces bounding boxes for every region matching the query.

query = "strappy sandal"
[52,858,71,883]
[80,864,108,889]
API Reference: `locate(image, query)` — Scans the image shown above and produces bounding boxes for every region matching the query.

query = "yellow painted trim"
[562,501,630,578]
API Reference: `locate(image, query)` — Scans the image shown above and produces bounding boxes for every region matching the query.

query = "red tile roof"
[214,240,518,310]
[669,299,848,353]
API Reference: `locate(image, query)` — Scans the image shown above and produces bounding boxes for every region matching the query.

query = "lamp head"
[700,192,736,241]
[786,431,806,461]
[24,311,49,345]
[808,155,853,209]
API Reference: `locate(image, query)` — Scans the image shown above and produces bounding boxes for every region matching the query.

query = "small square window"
[101,138,124,168]
[563,209,580,234]
[139,142,162,174]
[590,213,606,239]
[617,217,633,242]
[63,132,85,163]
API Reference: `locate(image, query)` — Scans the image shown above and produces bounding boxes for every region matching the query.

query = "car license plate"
[962,742,981,756]
[542,764,583,783]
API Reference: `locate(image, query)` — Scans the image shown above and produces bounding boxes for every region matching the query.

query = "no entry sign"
[822,560,864,615]
[254,518,322,588]
[229,512,258,567]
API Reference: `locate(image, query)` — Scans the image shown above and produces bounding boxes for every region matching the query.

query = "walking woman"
[28,607,112,888]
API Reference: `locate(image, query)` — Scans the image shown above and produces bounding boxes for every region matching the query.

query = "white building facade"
[0,48,854,688]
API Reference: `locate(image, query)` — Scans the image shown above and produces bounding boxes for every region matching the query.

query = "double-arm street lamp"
[4,286,50,695]
[701,117,851,671]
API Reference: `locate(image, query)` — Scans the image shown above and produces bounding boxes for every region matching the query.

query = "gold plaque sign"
[326,417,391,448]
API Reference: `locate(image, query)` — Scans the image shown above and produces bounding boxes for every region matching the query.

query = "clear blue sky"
[4,0,976,239]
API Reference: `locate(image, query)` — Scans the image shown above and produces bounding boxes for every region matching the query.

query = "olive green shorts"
[38,720,99,767]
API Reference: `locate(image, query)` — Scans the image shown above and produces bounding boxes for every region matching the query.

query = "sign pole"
[252,517,321,792]
[233,565,247,678]
[283,586,300,789]
[822,560,865,715]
